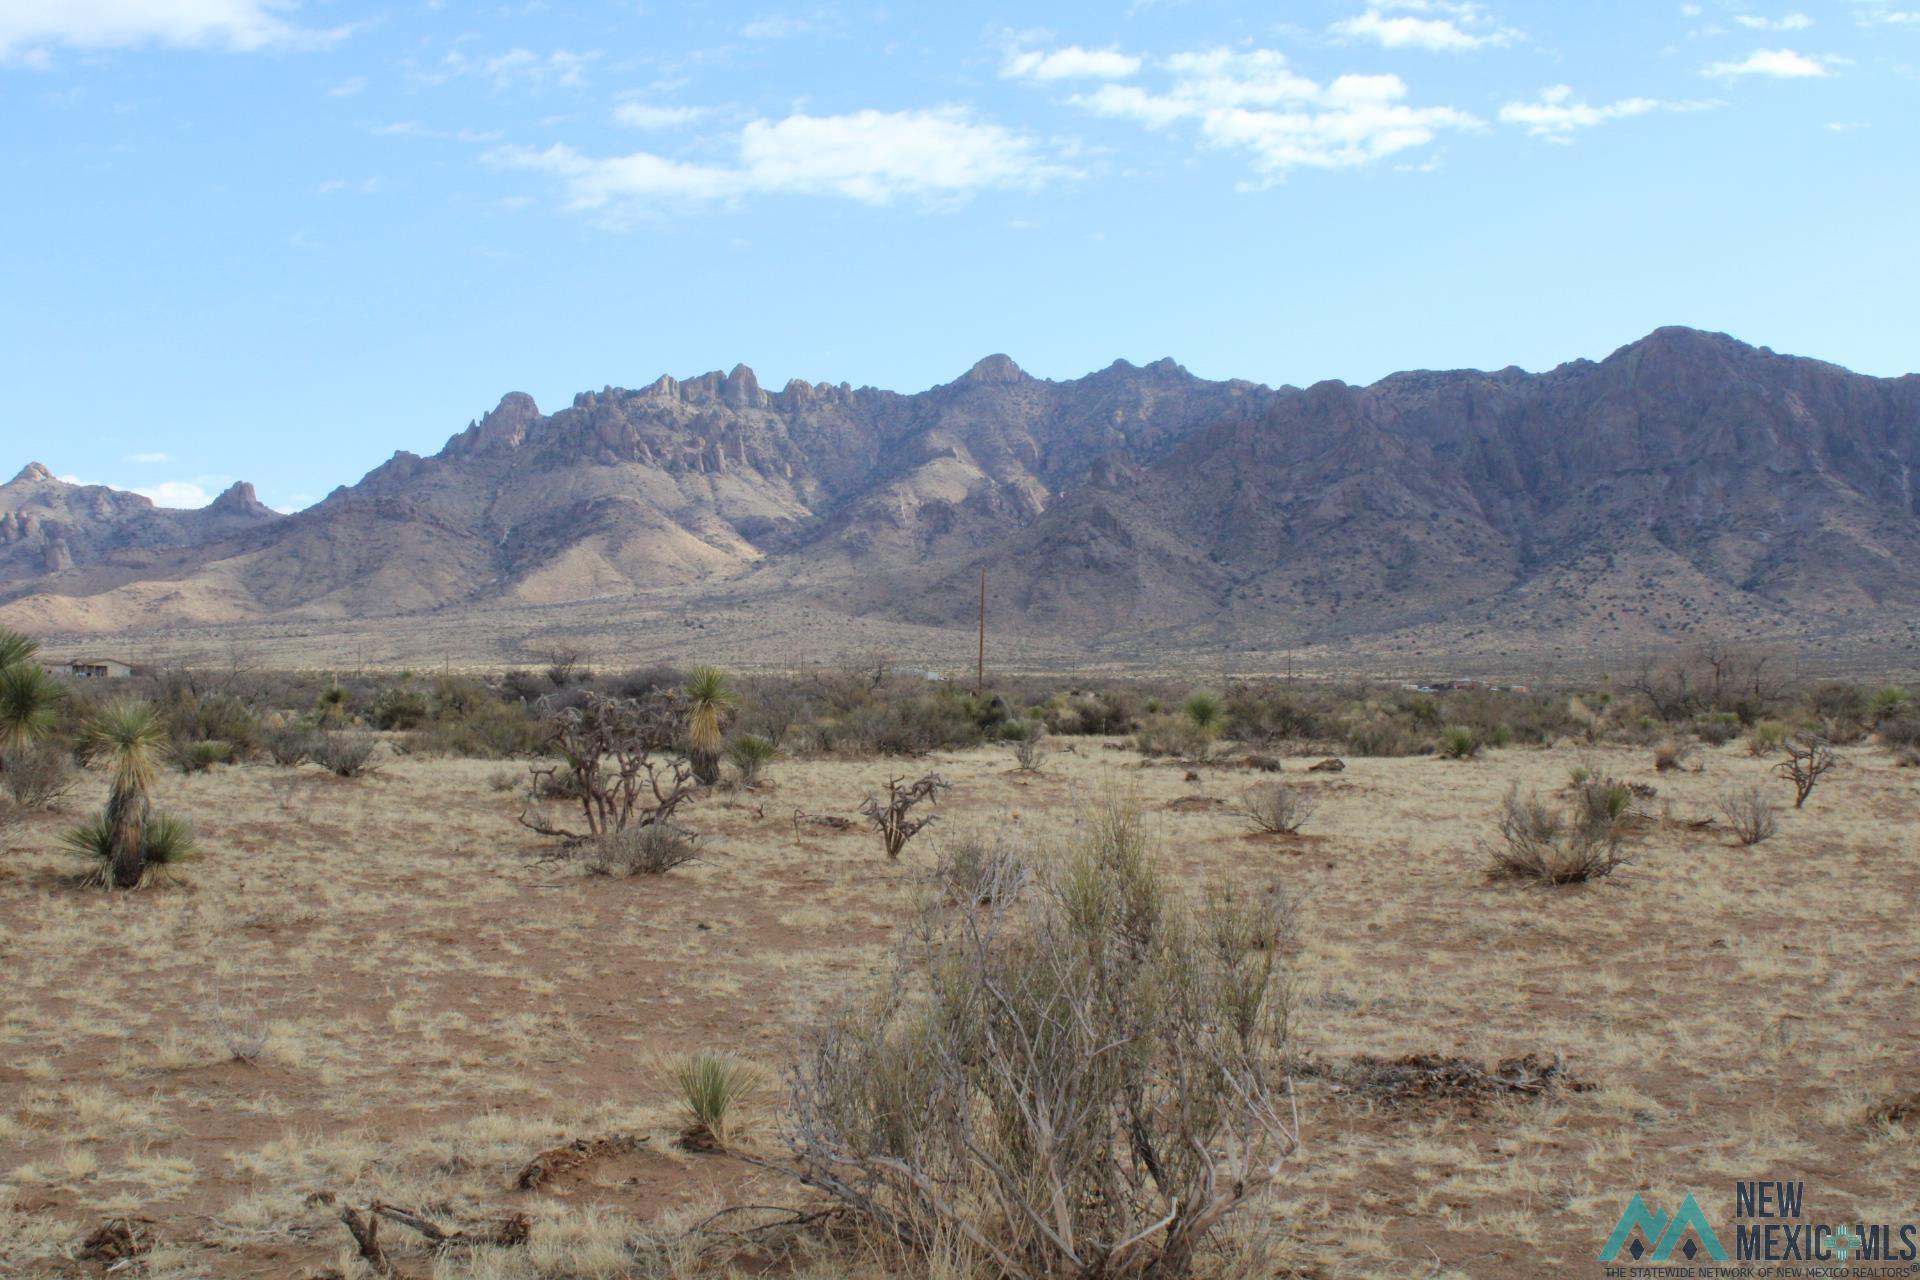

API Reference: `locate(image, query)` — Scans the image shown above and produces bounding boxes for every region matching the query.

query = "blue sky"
[3,1,1916,511]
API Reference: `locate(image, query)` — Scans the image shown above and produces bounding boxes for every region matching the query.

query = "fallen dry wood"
[515,1133,648,1190]
[339,1206,390,1275]
[338,1199,531,1271]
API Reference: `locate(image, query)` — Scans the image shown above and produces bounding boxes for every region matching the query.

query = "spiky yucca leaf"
[0,662,61,751]
[670,1050,761,1149]
[82,699,168,795]
[62,809,197,888]
[683,666,737,758]
[0,626,37,671]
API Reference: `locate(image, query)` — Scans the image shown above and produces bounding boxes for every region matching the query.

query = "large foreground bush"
[786,802,1298,1279]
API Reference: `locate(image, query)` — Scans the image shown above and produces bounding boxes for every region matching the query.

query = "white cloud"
[1002,45,1143,81]
[1071,48,1481,179]
[1734,12,1813,30]
[125,451,171,463]
[483,47,595,91]
[491,107,1064,222]
[328,75,366,97]
[1702,47,1836,76]
[1499,84,1717,139]
[0,0,344,61]
[612,102,706,130]
[1330,9,1517,51]
[134,480,214,508]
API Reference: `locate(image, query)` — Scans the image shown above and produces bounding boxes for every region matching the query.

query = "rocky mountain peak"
[207,481,276,518]
[10,463,56,485]
[959,354,1029,386]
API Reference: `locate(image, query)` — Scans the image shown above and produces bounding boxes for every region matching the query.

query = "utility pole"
[975,568,986,697]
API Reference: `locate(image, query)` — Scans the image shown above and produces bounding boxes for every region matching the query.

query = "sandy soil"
[2,736,1916,1278]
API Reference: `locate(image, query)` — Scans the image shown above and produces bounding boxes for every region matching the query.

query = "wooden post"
[976,568,986,697]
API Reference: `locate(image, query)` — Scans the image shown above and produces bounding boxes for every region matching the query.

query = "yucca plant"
[1438,725,1481,759]
[0,626,38,672]
[684,666,737,786]
[179,739,233,774]
[0,647,61,753]
[62,810,196,889]
[725,733,775,788]
[669,1050,761,1150]
[314,683,353,727]
[80,698,169,889]
[1182,689,1224,734]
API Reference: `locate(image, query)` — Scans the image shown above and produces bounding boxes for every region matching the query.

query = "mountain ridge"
[5,326,1918,669]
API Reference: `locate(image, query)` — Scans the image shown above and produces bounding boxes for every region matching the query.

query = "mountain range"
[5,326,1918,673]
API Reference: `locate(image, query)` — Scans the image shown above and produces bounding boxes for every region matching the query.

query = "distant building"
[59,657,134,679]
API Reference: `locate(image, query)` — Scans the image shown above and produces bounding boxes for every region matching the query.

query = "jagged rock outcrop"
[3,328,1917,664]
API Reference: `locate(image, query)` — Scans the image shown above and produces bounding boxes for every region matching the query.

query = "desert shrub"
[670,1050,761,1150]
[313,731,380,778]
[1870,685,1911,722]
[1652,737,1697,772]
[1877,716,1920,751]
[932,831,1030,906]
[159,691,261,760]
[2,742,76,809]
[1775,737,1835,809]
[725,733,776,788]
[1720,785,1779,845]
[62,810,196,888]
[1001,718,1047,772]
[1696,711,1741,746]
[1807,681,1869,726]
[1895,746,1920,768]
[370,686,430,731]
[178,739,233,773]
[860,773,950,859]
[1573,778,1632,828]
[1437,725,1481,760]
[786,799,1296,1280]
[1135,713,1210,761]
[1238,781,1317,834]
[1065,688,1138,736]
[522,691,693,840]
[1747,720,1788,756]
[583,823,700,876]
[403,697,542,758]
[840,692,983,755]
[1225,686,1326,744]
[1343,717,1423,757]
[261,722,317,767]
[1487,786,1628,884]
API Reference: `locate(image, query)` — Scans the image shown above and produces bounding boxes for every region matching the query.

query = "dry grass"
[0,735,1916,1277]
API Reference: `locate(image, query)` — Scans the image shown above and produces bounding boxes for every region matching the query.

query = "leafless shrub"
[785,798,1298,1280]
[931,830,1030,906]
[541,645,591,688]
[1487,786,1629,884]
[2,743,76,809]
[582,823,700,876]
[1238,781,1317,834]
[261,723,317,767]
[313,731,380,778]
[859,773,951,859]
[1004,719,1048,772]
[1775,737,1835,809]
[1719,785,1779,845]
[520,691,693,841]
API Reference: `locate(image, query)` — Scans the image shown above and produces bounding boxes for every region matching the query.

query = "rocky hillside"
[0,464,279,582]
[4,327,1917,667]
